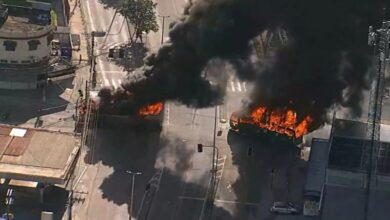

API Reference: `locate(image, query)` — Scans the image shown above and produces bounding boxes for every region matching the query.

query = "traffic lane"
[166,104,216,142]
[213,202,307,220]
[156,0,188,44]
[84,0,116,86]
[157,0,188,17]
[83,128,163,219]
[85,0,129,87]
[140,133,214,220]
[219,131,307,219]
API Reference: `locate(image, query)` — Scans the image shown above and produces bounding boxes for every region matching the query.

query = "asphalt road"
[75,0,310,220]
[84,0,131,89]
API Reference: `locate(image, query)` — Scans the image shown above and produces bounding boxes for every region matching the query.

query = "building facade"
[0,4,53,89]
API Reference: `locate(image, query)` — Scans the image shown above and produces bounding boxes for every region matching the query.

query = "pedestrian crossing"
[99,41,127,50]
[227,79,248,93]
[101,78,122,89]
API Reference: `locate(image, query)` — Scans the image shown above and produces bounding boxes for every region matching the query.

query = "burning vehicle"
[78,91,164,130]
[230,106,313,144]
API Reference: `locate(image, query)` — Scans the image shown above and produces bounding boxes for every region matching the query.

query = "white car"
[270,202,300,214]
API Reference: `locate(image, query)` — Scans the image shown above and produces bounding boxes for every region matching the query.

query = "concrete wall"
[326,169,365,188]
[0,31,52,64]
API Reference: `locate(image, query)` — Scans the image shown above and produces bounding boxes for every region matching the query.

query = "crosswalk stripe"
[101,42,124,50]
[230,81,235,92]
[111,79,118,89]
[103,78,110,87]
[118,79,122,87]
[236,81,242,92]
[243,82,247,91]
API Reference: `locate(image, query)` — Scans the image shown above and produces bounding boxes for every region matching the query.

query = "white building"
[0,5,53,89]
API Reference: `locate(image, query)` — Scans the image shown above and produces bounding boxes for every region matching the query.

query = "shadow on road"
[0,77,75,127]
[112,42,148,73]
[220,130,307,220]
[83,126,235,219]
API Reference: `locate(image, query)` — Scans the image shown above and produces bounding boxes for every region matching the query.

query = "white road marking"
[117,79,122,87]
[243,82,247,91]
[236,81,242,92]
[111,79,118,89]
[102,70,126,74]
[214,200,260,206]
[230,81,235,92]
[85,1,95,30]
[86,0,110,87]
[179,196,204,201]
[166,103,170,125]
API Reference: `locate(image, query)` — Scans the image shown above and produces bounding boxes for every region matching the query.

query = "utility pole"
[212,105,218,176]
[90,31,106,88]
[158,15,170,44]
[363,20,389,220]
[126,170,142,220]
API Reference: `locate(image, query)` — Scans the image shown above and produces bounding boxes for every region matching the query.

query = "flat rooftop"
[0,124,80,184]
[0,6,50,33]
[328,119,390,174]
[321,185,390,220]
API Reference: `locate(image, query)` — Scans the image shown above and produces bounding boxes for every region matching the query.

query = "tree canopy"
[119,0,159,43]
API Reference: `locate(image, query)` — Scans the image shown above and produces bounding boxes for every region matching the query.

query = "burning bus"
[78,91,164,130]
[230,106,313,144]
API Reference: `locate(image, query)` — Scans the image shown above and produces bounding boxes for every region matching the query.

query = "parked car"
[270,202,300,214]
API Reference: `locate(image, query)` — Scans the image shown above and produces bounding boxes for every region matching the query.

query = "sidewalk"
[68,0,91,95]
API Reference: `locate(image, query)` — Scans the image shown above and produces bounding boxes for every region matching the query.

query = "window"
[3,40,16,51]
[10,60,18,64]
[28,40,41,51]
[0,59,7,63]
[21,60,31,64]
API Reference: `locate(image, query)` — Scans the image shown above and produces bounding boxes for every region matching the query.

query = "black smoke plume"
[100,0,385,127]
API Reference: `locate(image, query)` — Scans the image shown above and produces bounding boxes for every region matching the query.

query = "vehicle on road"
[76,91,164,131]
[229,111,303,144]
[270,202,300,214]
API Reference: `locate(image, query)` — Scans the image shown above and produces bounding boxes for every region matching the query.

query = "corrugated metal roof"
[0,123,80,184]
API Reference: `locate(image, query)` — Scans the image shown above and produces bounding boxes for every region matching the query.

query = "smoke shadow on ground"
[83,127,234,219]
[0,77,74,127]
[112,42,148,74]
[217,130,307,220]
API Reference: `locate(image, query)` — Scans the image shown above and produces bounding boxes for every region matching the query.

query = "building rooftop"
[0,5,50,34]
[304,138,329,195]
[0,124,80,184]
[328,119,390,175]
[321,185,390,220]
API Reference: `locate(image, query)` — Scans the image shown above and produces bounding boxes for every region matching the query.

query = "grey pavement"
[70,1,311,220]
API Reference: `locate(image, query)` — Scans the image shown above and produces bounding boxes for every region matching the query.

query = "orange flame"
[243,106,313,138]
[138,102,164,116]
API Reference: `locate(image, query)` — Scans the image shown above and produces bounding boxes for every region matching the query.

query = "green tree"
[120,0,159,43]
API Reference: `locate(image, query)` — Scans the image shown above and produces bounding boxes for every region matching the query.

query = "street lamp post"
[126,170,142,220]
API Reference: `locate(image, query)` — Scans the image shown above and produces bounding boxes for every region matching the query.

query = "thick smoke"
[100,0,385,127]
